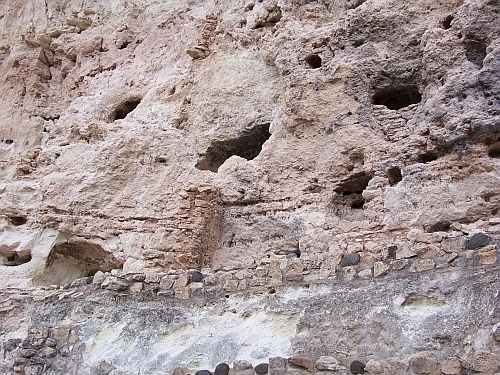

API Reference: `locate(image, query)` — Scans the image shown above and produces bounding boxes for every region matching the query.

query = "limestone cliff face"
[0,0,499,374]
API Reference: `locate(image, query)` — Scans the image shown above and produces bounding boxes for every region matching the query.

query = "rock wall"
[0,0,499,374]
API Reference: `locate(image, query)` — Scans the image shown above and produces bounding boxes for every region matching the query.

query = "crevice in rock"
[464,38,487,69]
[109,97,141,122]
[195,123,271,172]
[372,83,422,110]
[387,166,402,186]
[306,54,322,69]
[331,171,372,220]
[34,239,124,286]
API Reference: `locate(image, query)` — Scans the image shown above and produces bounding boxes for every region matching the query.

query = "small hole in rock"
[372,83,422,110]
[2,139,14,144]
[306,54,322,69]
[225,294,230,298]
[109,97,141,122]
[195,123,271,172]
[9,216,27,226]
[268,288,276,294]
[442,15,454,30]
[387,166,402,186]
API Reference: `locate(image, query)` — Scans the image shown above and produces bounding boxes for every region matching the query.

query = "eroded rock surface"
[0,0,499,374]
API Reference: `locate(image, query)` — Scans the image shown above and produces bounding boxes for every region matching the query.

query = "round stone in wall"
[255,363,269,375]
[349,360,366,374]
[214,363,230,375]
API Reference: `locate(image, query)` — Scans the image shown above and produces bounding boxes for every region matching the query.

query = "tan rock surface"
[0,0,499,374]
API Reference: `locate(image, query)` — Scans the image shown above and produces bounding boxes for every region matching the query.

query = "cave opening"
[8,216,27,226]
[372,83,422,110]
[442,15,454,30]
[195,123,271,172]
[306,54,322,69]
[109,97,142,122]
[387,166,403,186]
[34,240,124,286]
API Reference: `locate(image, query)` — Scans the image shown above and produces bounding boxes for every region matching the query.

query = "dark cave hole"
[9,216,27,226]
[442,15,454,30]
[387,166,402,186]
[372,84,422,110]
[2,139,13,144]
[306,54,322,69]
[195,123,271,172]
[418,152,438,164]
[109,98,142,122]
[488,143,500,159]
[332,171,372,219]
[464,39,487,69]
[353,39,365,48]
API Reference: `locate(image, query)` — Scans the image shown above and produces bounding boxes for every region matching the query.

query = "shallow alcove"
[418,152,439,164]
[0,248,31,266]
[109,97,142,122]
[387,166,402,186]
[488,143,500,158]
[373,83,422,110]
[195,123,271,172]
[424,221,451,233]
[464,38,487,68]
[331,171,372,220]
[34,240,124,286]
[306,54,322,69]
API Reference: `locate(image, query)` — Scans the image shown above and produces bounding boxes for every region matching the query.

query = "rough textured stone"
[0,1,498,374]
[470,350,500,373]
[364,360,382,374]
[441,357,461,375]
[409,353,439,374]
[410,259,435,273]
